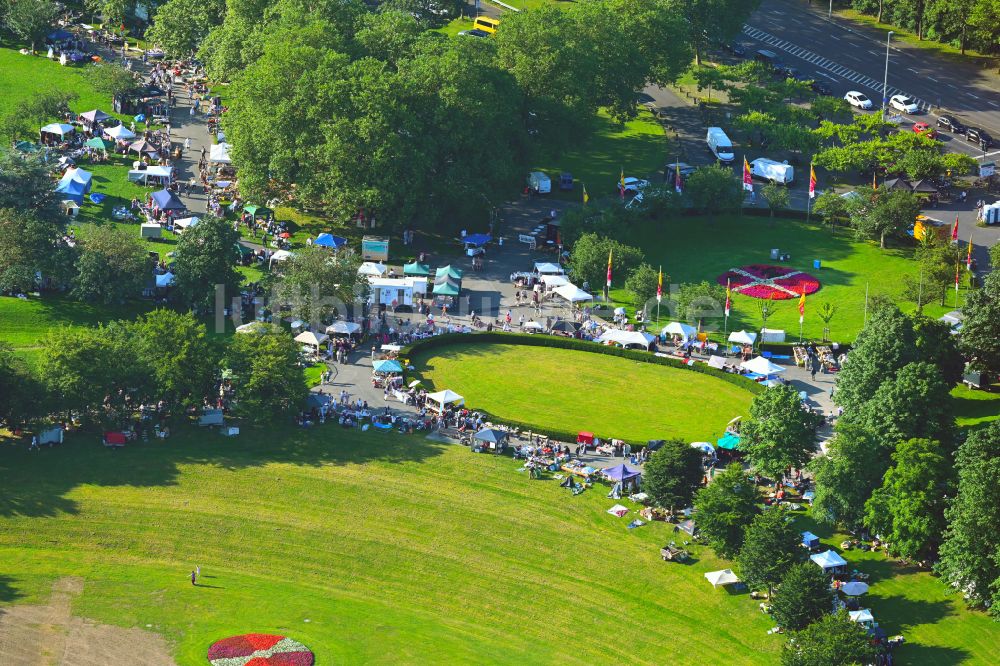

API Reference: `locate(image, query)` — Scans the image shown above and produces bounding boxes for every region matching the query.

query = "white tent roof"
[707,355,727,369]
[104,124,135,140]
[209,142,231,163]
[741,356,786,375]
[173,216,200,230]
[541,274,571,288]
[269,250,293,264]
[427,389,464,406]
[662,322,696,338]
[728,330,757,345]
[841,581,870,596]
[523,321,545,330]
[235,322,267,334]
[359,262,387,276]
[705,569,740,587]
[41,123,74,135]
[848,609,874,624]
[325,321,361,335]
[533,261,564,275]
[154,272,174,288]
[810,549,848,570]
[597,329,655,348]
[554,284,593,302]
[294,331,329,347]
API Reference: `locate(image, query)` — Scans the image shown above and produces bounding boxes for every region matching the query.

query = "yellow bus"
[473,16,500,34]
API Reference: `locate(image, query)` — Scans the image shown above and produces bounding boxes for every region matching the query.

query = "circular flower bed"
[207,634,314,666]
[716,264,821,300]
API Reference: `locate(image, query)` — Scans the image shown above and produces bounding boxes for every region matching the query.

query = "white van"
[750,158,794,185]
[706,127,734,163]
[527,171,551,194]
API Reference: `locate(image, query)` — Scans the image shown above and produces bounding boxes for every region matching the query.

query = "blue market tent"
[802,531,820,549]
[314,233,347,249]
[717,433,740,450]
[150,189,185,210]
[54,168,93,203]
[372,359,403,374]
[464,233,492,247]
[603,464,641,482]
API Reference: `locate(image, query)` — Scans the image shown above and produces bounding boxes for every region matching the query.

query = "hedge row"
[400,332,763,445]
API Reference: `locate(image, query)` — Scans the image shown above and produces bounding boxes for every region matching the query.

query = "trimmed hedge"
[402,332,763,445]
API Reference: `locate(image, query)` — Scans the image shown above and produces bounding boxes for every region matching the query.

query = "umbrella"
[313,233,346,249]
[278,232,291,239]
[550,320,580,333]
[614,307,627,315]
[134,114,146,123]
[841,582,869,596]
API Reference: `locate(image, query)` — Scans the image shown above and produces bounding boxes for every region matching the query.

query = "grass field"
[598,214,955,342]
[952,384,1000,431]
[1,427,997,664]
[410,342,752,441]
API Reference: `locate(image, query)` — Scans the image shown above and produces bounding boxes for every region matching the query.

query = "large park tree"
[809,425,889,529]
[73,225,149,304]
[224,325,309,421]
[3,0,59,53]
[171,215,241,311]
[272,246,365,327]
[740,384,823,481]
[567,233,643,296]
[146,0,226,57]
[128,310,219,409]
[960,271,1000,377]
[936,422,1000,616]
[781,610,880,666]
[852,361,955,448]
[865,438,954,562]
[770,562,835,631]
[844,186,922,248]
[642,439,703,513]
[737,508,805,595]
[685,164,743,219]
[693,464,761,558]
[0,343,46,426]
[834,303,917,414]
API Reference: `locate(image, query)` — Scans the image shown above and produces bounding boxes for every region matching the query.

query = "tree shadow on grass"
[894,643,971,666]
[0,425,449,518]
[0,575,25,603]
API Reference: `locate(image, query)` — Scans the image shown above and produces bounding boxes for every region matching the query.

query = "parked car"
[664,162,697,183]
[936,115,966,134]
[889,94,920,114]
[912,122,937,139]
[527,171,551,194]
[620,177,649,195]
[810,81,832,96]
[750,158,794,185]
[558,172,574,191]
[844,91,873,110]
[706,126,735,163]
[458,28,489,38]
[966,127,993,149]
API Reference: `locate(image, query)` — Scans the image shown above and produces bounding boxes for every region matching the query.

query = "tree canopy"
[781,609,880,666]
[171,215,241,311]
[737,507,805,594]
[642,438,704,513]
[693,464,761,558]
[960,271,1000,377]
[73,225,149,304]
[770,562,835,631]
[740,384,822,481]
[224,325,309,421]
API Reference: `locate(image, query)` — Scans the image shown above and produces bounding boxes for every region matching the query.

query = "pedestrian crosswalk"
[742,25,930,111]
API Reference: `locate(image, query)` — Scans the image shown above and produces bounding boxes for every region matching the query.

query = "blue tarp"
[150,189,185,210]
[464,233,492,247]
[372,359,403,373]
[717,433,740,450]
[314,233,347,249]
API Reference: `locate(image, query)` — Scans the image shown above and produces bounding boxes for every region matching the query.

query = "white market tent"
[848,609,875,625]
[154,272,175,288]
[128,165,173,186]
[173,216,200,231]
[523,321,545,330]
[294,331,329,348]
[705,569,740,587]
[359,262,387,277]
[597,329,655,348]
[541,274,571,289]
[104,124,136,141]
[533,261,565,275]
[707,355,727,369]
[235,322,267,334]
[741,356,786,376]
[41,123,75,137]
[325,321,361,336]
[269,250,293,268]
[554,284,593,303]
[427,389,464,413]
[690,441,715,455]
[209,142,232,163]
[728,330,757,345]
[662,321,697,339]
[810,549,848,572]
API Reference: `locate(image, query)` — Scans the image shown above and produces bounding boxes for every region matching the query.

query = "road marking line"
[817,72,838,81]
[989,102,1000,108]
[967,94,980,99]
[927,76,938,82]
[830,35,840,41]
[907,68,919,74]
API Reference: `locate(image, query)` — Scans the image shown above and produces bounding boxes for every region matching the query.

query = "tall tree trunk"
[877,0,884,23]
[880,231,886,249]
[961,24,967,55]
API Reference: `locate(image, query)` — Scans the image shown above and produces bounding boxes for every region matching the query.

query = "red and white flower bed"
[207,634,314,666]
[716,264,821,300]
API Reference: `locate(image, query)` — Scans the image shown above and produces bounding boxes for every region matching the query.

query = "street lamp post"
[829,0,833,20]
[882,31,894,120]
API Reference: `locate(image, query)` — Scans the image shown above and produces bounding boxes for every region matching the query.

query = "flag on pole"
[798,291,806,324]
[606,249,613,288]
[724,278,731,317]
[742,157,753,191]
[872,171,878,190]
[955,263,961,292]
[674,160,683,194]
[582,183,589,205]
[951,216,959,241]
[619,169,625,199]
[809,163,817,199]
[656,267,663,302]
[967,235,974,270]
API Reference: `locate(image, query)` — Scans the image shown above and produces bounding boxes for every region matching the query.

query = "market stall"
[325,321,361,337]
[128,165,174,186]
[426,389,464,414]
[54,167,92,203]
[810,549,848,574]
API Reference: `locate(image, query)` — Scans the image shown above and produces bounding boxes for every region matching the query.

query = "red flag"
[656,267,663,302]
[967,236,974,270]
[809,164,817,199]
[742,157,753,191]
[951,216,959,241]
[955,263,961,292]
[606,249,613,288]
[724,278,731,317]
[674,161,683,194]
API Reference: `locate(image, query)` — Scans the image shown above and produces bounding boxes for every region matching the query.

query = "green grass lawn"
[951,384,1000,431]
[1,426,997,663]
[533,107,670,203]
[597,215,954,342]
[410,341,752,441]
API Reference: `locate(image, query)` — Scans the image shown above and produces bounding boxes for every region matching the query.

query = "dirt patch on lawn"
[0,577,176,665]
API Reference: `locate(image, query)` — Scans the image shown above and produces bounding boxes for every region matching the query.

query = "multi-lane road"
[742,0,1000,161]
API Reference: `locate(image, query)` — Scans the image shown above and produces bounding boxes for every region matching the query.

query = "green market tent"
[432,280,461,296]
[435,265,463,281]
[716,433,740,451]
[14,140,40,153]
[85,137,114,150]
[404,261,431,276]
[235,243,254,258]
[243,204,272,219]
